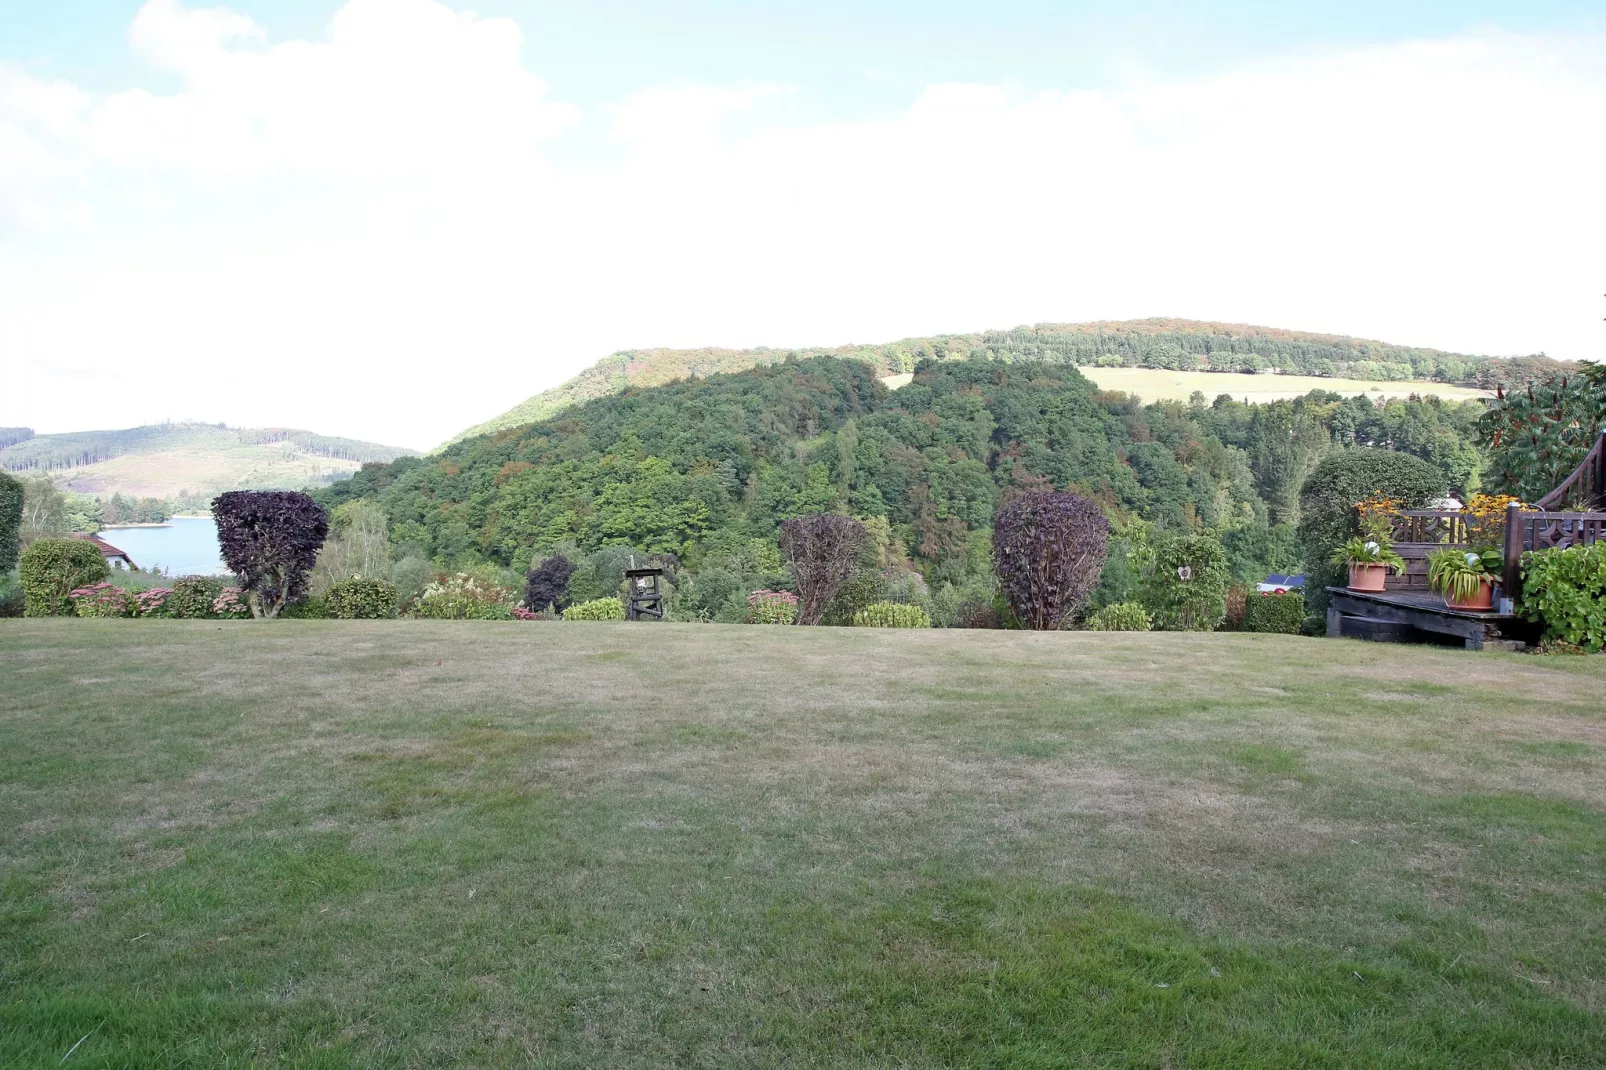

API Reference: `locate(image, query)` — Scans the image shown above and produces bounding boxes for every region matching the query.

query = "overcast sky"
[3,0,1603,449]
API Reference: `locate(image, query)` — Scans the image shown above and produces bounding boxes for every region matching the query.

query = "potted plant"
[1426,547,1502,611]
[1331,536,1406,592]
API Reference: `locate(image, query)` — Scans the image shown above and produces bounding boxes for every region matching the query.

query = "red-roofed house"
[73,534,137,571]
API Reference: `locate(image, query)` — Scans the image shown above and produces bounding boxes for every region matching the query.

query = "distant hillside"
[444,319,1557,448]
[0,422,418,501]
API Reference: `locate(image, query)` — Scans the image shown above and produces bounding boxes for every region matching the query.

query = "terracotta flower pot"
[1347,562,1388,592]
[1446,576,1495,611]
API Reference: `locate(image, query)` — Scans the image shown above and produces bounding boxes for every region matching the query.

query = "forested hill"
[0,422,418,500]
[328,355,1485,585]
[446,319,1557,447]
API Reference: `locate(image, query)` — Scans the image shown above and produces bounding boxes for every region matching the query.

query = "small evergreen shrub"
[19,538,109,617]
[563,597,627,621]
[167,576,226,618]
[1243,592,1306,635]
[326,577,399,619]
[414,573,515,619]
[852,601,932,628]
[745,589,798,625]
[69,582,135,618]
[1519,544,1606,652]
[1085,602,1152,631]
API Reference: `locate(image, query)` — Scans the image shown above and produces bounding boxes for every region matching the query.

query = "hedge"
[852,601,932,628]
[0,471,21,573]
[1085,602,1151,631]
[19,538,109,617]
[326,577,399,619]
[563,597,626,621]
[1243,591,1306,635]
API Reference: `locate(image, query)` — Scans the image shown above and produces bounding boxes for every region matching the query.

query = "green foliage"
[1242,592,1306,634]
[562,597,626,622]
[1519,544,1606,651]
[1141,532,1230,631]
[0,573,22,618]
[414,574,515,620]
[0,471,21,572]
[1297,449,1445,617]
[852,601,932,628]
[1478,364,1606,503]
[280,595,331,619]
[1084,602,1152,631]
[745,590,799,625]
[1330,537,1406,572]
[19,538,109,617]
[167,576,226,619]
[823,571,888,626]
[326,577,399,619]
[1426,548,1501,604]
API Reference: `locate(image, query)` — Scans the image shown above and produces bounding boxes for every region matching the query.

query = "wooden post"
[1502,501,1524,604]
[1595,429,1606,504]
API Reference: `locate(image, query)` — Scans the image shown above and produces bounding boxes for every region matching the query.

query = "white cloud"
[1,2,1602,448]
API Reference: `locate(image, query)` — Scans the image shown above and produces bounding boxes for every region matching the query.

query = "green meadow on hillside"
[3,621,1603,1066]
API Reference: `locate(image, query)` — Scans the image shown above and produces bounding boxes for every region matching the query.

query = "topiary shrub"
[1297,449,1445,619]
[523,554,575,613]
[167,576,225,618]
[1519,544,1606,652]
[1141,531,1230,631]
[212,490,329,619]
[852,601,932,628]
[745,590,799,625]
[992,491,1110,631]
[326,577,399,619]
[69,582,135,618]
[779,514,868,626]
[1243,591,1306,635]
[19,538,109,617]
[562,596,626,621]
[414,573,515,619]
[1085,602,1151,631]
[0,471,21,573]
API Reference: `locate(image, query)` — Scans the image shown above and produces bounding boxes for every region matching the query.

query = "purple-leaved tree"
[779,514,867,626]
[992,491,1109,630]
[212,491,329,619]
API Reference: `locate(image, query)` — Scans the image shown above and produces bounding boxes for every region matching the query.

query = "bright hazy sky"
[3,1,1603,449]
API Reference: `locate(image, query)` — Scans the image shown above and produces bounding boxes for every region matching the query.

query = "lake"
[99,516,229,577]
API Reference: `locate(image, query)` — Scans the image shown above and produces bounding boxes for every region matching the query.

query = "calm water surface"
[98,516,228,577]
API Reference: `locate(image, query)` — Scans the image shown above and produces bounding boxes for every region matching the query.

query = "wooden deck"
[1325,587,1536,651]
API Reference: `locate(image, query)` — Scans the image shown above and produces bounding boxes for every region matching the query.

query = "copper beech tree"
[212,491,329,619]
[779,513,867,625]
[992,491,1109,630]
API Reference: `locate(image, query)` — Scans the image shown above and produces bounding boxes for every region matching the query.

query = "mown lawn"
[2,621,1604,1068]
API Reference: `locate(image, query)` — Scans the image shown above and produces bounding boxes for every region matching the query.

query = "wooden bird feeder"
[625,567,665,621]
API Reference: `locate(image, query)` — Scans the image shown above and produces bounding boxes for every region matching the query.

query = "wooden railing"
[1379,506,1606,601]
[1382,510,1469,592]
[1535,429,1606,510]
[1503,505,1606,599]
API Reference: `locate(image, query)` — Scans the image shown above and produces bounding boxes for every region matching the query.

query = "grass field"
[1075,368,1491,405]
[3,623,1604,1067]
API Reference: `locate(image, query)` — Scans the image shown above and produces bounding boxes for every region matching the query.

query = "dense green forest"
[451,319,1557,445]
[326,356,1485,610]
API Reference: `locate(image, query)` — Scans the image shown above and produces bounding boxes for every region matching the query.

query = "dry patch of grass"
[2,621,1604,1066]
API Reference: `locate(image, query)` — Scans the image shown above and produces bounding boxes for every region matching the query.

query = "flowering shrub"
[745,589,798,625]
[562,597,627,621]
[136,587,176,617]
[325,576,399,619]
[413,573,515,620]
[69,583,135,618]
[212,588,250,618]
[168,576,225,618]
[1085,602,1152,631]
[1464,493,1528,550]
[852,601,931,628]
[510,606,549,621]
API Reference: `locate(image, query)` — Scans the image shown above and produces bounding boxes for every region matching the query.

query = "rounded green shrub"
[19,538,109,617]
[1085,602,1152,631]
[326,577,399,619]
[167,576,226,619]
[1142,532,1230,632]
[852,601,932,628]
[1519,544,1606,652]
[562,596,626,621]
[1243,591,1306,635]
[823,572,887,626]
